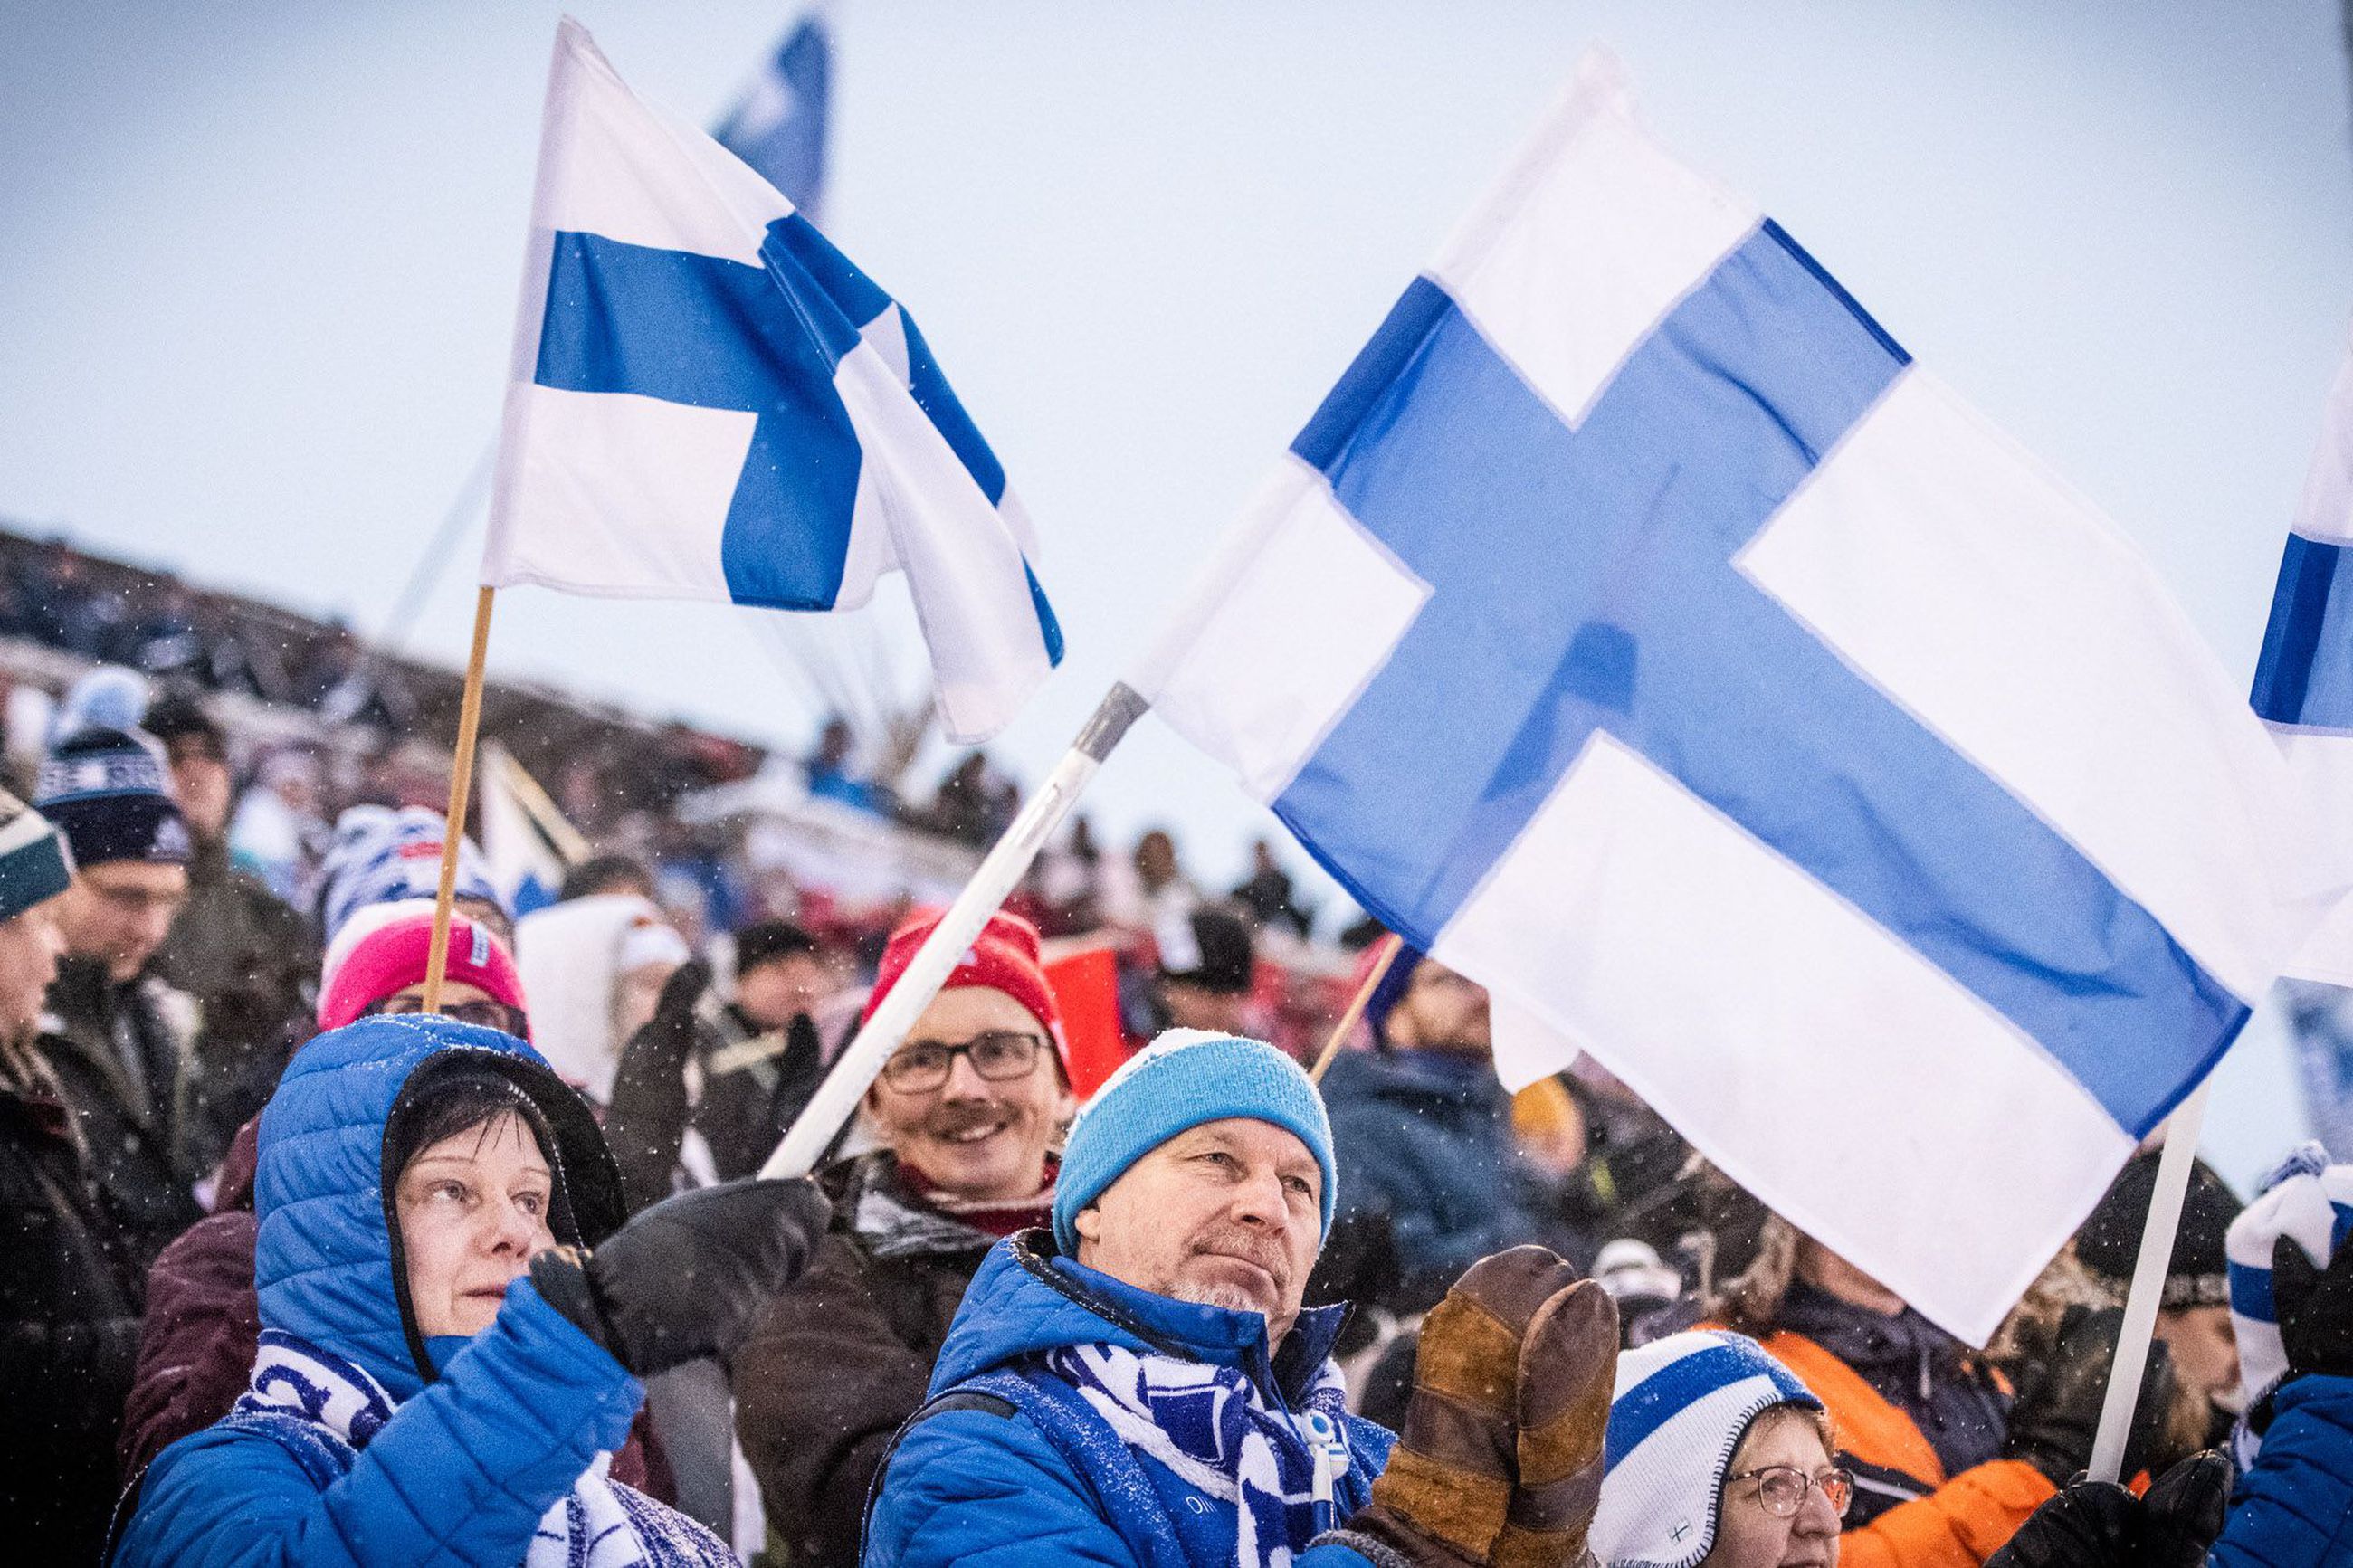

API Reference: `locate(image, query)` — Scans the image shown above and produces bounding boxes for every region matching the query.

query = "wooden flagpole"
[422,585,499,1012]
[1310,932,1406,1085]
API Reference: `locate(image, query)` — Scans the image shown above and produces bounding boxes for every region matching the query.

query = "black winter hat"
[34,727,191,870]
[1157,908,1255,994]
[734,919,818,978]
[2075,1152,2243,1309]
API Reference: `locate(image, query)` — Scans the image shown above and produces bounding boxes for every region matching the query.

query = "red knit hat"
[862,908,1067,1072]
[317,904,529,1036]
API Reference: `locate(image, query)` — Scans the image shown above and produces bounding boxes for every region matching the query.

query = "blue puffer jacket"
[2210,1373,2353,1568]
[1320,1047,1582,1312]
[862,1231,1396,1567]
[113,1015,643,1568]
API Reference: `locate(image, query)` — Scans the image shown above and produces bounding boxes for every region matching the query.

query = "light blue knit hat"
[1053,1029,1337,1252]
[1587,1330,1824,1568]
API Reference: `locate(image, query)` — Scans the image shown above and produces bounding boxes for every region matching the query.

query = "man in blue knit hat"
[863,1027,1624,1568]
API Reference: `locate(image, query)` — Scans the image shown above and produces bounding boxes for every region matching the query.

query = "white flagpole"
[757,682,1149,1180]
[2084,1078,2214,1483]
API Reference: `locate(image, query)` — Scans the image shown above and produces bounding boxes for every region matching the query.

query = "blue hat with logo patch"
[34,727,190,870]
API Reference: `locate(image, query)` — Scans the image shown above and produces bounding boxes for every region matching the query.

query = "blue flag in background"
[715,11,832,223]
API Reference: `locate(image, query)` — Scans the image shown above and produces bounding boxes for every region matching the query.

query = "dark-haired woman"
[114,1012,828,1567]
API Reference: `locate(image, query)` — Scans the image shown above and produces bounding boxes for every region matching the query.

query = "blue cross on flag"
[1131,53,2339,1343]
[2252,333,2353,987]
[481,20,1061,744]
[714,9,832,223]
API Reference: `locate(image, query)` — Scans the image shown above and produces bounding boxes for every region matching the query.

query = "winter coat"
[112,1014,713,1568]
[112,1108,667,1499]
[151,833,316,1175]
[605,1000,825,1212]
[2211,1373,2353,1567]
[40,955,204,1270]
[116,1115,262,1482]
[0,1049,145,1561]
[1319,1045,1582,1312]
[862,1230,1396,1568]
[1669,1290,2052,1568]
[735,1151,1005,1568]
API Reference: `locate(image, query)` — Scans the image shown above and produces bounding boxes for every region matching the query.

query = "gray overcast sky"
[2,0,2347,1185]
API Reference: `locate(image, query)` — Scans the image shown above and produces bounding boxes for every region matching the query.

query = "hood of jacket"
[252,1013,624,1402]
[929,1230,1348,1410]
[1321,1041,1508,1112]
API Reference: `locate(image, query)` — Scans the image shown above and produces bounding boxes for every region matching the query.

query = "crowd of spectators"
[1,524,2345,1568]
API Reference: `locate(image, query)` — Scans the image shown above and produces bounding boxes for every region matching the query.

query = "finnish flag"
[1131,54,2338,1343]
[714,9,832,222]
[481,19,1062,744]
[2254,334,2353,984]
[479,743,567,919]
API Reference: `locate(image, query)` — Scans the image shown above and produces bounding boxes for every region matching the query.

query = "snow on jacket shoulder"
[862,1231,1395,1568]
[2211,1373,2353,1568]
[111,1014,646,1568]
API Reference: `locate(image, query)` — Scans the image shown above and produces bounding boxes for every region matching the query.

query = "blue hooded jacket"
[113,1015,644,1568]
[862,1231,1396,1568]
[1320,1046,1583,1313]
[2210,1372,2353,1568]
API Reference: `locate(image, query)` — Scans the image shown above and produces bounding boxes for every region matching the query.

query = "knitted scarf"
[232,1330,735,1568]
[1040,1339,1357,1568]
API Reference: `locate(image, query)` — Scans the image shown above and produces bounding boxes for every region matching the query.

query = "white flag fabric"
[1130,53,2338,1345]
[481,19,1061,744]
[479,744,567,918]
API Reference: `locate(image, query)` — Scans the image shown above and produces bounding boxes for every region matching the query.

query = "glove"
[1319,1246,1616,1567]
[531,1175,830,1377]
[2002,1306,2175,1486]
[2272,1231,2353,1383]
[644,960,712,1061]
[1981,1449,2231,1568]
[1982,1479,2139,1568]
[2138,1450,2231,1568]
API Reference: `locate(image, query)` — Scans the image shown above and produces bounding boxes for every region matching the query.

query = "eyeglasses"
[878,1030,1044,1094]
[88,882,188,917]
[366,994,528,1036]
[1727,1465,1853,1520]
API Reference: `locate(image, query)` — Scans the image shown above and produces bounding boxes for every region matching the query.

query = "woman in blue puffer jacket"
[113,1012,829,1568]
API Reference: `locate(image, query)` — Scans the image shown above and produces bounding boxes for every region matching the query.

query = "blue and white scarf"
[1041,1341,1357,1568]
[234,1331,735,1568]
[2225,1144,2353,1469]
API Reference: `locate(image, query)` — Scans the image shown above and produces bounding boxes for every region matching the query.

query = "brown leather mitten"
[1492,1279,1616,1568]
[1331,1246,1595,1567]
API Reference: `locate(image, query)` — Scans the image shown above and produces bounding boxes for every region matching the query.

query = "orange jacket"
[1753,1328,2054,1568]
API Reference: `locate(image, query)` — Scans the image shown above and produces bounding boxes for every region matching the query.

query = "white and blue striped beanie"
[0,790,72,922]
[316,804,501,947]
[1053,1029,1336,1253]
[1586,1330,1824,1568]
[2225,1142,2353,1468]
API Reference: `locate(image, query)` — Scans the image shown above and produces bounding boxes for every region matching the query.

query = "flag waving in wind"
[481,19,1061,744]
[2255,334,2353,986]
[1131,53,2338,1344]
[715,9,832,222]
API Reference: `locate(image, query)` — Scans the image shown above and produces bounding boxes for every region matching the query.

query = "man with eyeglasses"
[144,692,318,1176]
[33,726,203,1270]
[735,908,1076,1568]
